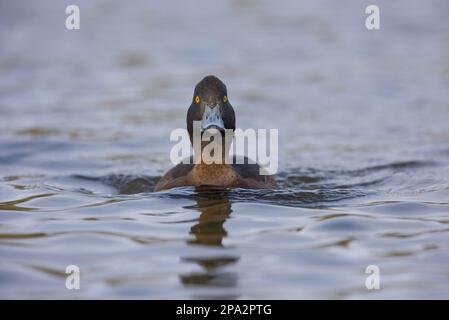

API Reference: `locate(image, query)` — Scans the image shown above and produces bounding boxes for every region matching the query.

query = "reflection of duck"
[187,189,233,247]
[154,75,277,191]
[179,190,239,296]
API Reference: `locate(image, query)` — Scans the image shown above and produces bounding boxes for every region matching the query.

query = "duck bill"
[201,105,225,132]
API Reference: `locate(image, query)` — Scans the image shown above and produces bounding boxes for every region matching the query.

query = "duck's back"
[231,156,277,188]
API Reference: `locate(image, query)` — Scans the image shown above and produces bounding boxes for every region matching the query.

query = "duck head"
[186,75,235,144]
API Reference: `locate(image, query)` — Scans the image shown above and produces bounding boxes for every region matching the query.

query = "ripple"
[0,193,55,212]
[61,160,438,210]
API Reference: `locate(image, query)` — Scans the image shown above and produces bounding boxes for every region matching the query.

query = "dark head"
[187,75,235,144]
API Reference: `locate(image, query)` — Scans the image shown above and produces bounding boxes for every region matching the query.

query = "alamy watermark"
[65,5,80,30]
[170,121,279,175]
[65,265,80,290]
[365,265,381,290]
[365,5,380,30]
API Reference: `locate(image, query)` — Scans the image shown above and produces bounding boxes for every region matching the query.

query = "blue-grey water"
[1,0,449,299]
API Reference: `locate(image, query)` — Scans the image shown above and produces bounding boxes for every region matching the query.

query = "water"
[1,0,449,299]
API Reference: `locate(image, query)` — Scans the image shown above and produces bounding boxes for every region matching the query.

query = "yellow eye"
[223,95,228,103]
[195,96,200,104]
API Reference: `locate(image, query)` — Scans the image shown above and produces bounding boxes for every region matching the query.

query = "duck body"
[154,156,277,191]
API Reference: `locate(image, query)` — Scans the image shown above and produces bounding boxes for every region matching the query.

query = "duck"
[154,75,277,191]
